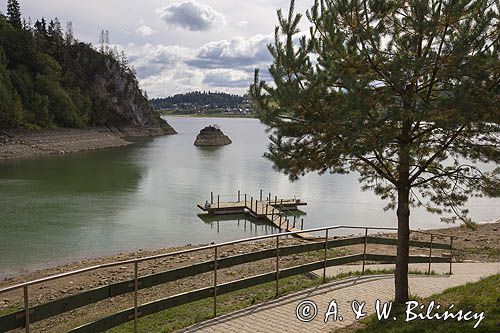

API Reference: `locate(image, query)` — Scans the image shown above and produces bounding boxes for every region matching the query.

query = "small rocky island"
[194,126,232,146]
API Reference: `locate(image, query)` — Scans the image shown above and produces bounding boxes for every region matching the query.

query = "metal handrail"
[0,223,454,333]
[0,224,451,294]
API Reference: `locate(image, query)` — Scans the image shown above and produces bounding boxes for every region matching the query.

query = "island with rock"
[194,126,232,146]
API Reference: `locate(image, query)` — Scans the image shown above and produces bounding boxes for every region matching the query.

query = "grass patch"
[351,274,499,333]
[106,265,432,333]
[0,304,22,316]
[107,274,320,333]
[461,247,500,258]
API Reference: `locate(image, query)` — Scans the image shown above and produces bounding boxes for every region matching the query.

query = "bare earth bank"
[0,126,175,160]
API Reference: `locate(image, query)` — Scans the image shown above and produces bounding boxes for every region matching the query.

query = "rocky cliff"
[194,126,232,146]
[70,44,177,135]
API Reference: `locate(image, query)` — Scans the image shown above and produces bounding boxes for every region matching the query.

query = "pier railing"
[0,225,453,333]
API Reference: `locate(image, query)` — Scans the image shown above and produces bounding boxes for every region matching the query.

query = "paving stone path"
[178,262,499,333]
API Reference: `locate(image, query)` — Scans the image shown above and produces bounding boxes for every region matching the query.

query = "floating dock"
[198,192,313,239]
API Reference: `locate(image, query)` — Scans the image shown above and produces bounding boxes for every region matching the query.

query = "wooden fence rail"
[0,226,452,333]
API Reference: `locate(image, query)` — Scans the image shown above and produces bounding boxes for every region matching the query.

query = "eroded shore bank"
[0,126,176,160]
[1,220,498,290]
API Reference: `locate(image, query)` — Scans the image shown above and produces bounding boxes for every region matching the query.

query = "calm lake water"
[1,117,499,278]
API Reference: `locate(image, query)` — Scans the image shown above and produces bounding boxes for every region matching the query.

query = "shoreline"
[1,220,498,283]
[163,113,257,119]
[0,221,497,331]
[0,126,176,160]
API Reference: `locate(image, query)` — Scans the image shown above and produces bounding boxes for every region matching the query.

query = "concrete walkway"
[179,263,499,333]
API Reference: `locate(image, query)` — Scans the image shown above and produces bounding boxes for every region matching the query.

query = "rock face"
[194,126,232,146]
[84,46,177,135]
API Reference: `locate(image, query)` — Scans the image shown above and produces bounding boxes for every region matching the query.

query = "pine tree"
[251,0,499,304]
[65,21,74,45]
[99,29,107,53]
[6,0,21,28]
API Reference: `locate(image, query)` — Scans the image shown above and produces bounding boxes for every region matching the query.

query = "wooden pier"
[198,192,313,239]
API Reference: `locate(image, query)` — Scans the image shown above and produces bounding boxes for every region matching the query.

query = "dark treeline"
[0,0,148,129]
[150,91,245,110]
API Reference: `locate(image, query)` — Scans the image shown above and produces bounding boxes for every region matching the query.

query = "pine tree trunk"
[395,185,410,304]
[395,103,412,304]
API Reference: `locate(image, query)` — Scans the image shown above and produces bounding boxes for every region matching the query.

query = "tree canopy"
[151,91,245,110]
[0,1,147,129]
[251,0,499,303]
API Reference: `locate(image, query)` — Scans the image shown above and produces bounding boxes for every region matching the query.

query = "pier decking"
[198,193,313,239]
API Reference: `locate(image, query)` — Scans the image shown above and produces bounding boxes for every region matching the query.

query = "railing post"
[255,200,258,213]
[134,261,139,333]
[286,219,289,231]
[275,196,277,205]
[268,192,271,203]
[250,197,253,212]
[323,229,329,283]
[279,214,282,229]
[211,192,213,204]
[275,235,280,297]
[428,234,433,275]
[217,195,220,209]
[213,246,218,317]
[265,204,268,216]
[362,228,368,275]
[23,285,29,333]
[301,218,304,230]
[271,208,274,222]
[238,190,240,202]
[260,189,263,201]
[245,193,247,206]
[449,236,453,275]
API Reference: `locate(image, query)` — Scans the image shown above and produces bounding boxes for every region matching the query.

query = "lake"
[0,116,498,278]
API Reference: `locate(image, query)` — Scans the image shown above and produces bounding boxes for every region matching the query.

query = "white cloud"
[203,69,252,88]
[237,20,249,27]
[157,0,226,31]
[188,34,273,69]
[122,33,273,97]
[135,25,156,37]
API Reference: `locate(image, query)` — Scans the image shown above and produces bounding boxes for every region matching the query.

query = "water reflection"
[0,116,498,278]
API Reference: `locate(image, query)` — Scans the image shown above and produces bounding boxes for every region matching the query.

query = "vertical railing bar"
[449,236,453,275]
[238,190,240,202]
[301,218,304,230]
[23,285,29,333]
[362,228,368,275]
[275,235,279,297]
[428,234,433,275]
[211,192,213,204]
[213,246,218,317]
[260,189,263,201]
[217,195,220,209]
[245,193,247,207]
[323,229,329,283]
[134,261,138,333]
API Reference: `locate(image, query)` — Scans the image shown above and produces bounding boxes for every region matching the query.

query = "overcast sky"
[12,0,311,98]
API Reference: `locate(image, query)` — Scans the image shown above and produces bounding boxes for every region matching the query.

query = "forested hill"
[151,92,245,109]
[0,1,171,132]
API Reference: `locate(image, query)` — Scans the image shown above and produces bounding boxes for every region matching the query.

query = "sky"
[11,0,312,98]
